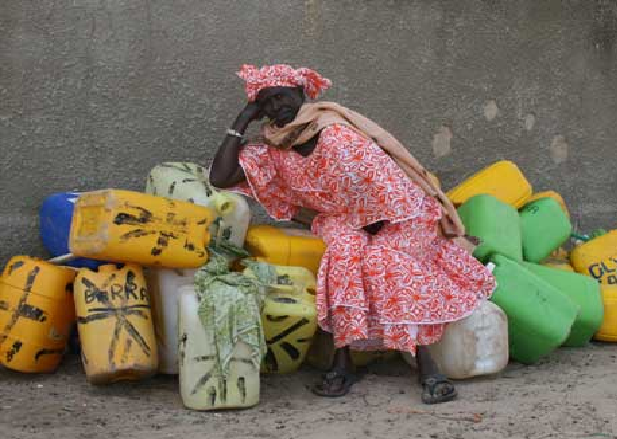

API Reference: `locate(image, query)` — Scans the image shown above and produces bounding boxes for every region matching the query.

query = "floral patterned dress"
[232,123,495,355]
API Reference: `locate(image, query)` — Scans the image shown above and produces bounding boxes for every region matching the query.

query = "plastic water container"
[244,226,326,276]
[70,190,215,268]
[307,329,399,370]
[570,231,617,285]
[422,300,509,379]
[39,192,104,269]
[178,285,260,410]
[526,191,569,217]
[523,262,603,347]
[457,194,523,262]
[490,255,578,364]
[74,264,158,383]
[447,161,532,208]
[0,257,76,373]
[147,268,198,374]
[146,162,251,247]
[244,265,317,374]
[595,285,617,342]
[520,198,572,263]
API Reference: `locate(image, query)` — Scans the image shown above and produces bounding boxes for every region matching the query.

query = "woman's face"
[257,86,305,127]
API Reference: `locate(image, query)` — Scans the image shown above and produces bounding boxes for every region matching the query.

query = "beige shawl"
[260,102,470,248]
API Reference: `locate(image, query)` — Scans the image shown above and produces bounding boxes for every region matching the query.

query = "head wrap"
[237,64,332,102]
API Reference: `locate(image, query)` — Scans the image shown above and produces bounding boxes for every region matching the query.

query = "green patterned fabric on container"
[194,248,275,379]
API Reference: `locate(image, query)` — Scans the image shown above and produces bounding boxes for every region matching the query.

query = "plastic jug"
[244,226,326,276]
[447,161,532,208]
[522,262,603,347]
[526,191,569,217]
[146,267,198,374]
[570,231,617,284]
[421,301,509,379]
[244,265,317,373]
[457,194,523,262]
[595,285,617,342]
[39,192,104,269]
[178,285,260,410]
[520,198,572,263]
[490,255,578,364]
[146,162,251,247]
[70,190,215,268]
[542,260,575,272]
[74,264,158,383]
[0,257,76,373]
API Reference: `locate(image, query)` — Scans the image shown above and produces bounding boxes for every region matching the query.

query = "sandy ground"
[1,345,617,439]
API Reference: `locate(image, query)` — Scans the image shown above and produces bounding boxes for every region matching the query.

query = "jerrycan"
[146,162,251,247]
[447,161,532,208]
[594,285,617,342]
[520,198,572,263]
[522,262,603,347]
[425,300,508,379]
[70,190,215,268]
[39,192,105,270]
[244,265,317,374]
[0,257,76,373]
[146,268,198,374]
[490,255,578,364]
[307,328,398,370]
[74,264,158,383]
[244,226,326,276]
[457,194,522,262]
[526,191,569,217]
[570,231,617,284]
[178,285,260,410]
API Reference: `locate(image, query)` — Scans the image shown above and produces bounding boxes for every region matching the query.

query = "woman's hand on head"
[237,101,264,124]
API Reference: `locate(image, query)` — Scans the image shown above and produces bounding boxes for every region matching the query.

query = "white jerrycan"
[146,162,251,247]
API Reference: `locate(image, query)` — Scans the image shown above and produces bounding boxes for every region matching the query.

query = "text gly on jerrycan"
[74,264,158,384]
[0,257,76,373]
[146,267,197,375]
[427,300,509,380]
[178,286,260,410]
[570,230,617,285]
[146,162,251,248]
[69,190,215,268]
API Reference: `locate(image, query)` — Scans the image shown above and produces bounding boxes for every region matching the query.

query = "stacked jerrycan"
[0,257,76,373]
[144,162,252,374]
[571,231,617,341]
[39,192,105,269]
[243,265,318,374]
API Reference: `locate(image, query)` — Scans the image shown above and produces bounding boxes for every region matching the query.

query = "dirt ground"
[1,344,617,439]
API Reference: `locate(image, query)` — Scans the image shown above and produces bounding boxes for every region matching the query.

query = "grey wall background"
[1,0,616,267]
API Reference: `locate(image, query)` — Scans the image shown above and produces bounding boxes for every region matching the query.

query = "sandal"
[312,368,358,397]
[420,373,457,405]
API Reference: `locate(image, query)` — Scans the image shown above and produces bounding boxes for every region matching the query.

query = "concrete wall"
[1,0,616,267]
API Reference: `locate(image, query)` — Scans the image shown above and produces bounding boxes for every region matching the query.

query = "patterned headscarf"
[237,64,332,102]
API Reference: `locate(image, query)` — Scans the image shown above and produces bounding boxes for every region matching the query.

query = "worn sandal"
[312,369,358,397]
[420,374,457,405]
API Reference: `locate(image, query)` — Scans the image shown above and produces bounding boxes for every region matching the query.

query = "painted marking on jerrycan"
[588,258,617,284]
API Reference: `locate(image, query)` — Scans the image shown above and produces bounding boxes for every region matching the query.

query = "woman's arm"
[209,102,262,188]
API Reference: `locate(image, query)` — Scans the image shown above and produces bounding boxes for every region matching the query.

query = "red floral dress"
[232,124,495,355]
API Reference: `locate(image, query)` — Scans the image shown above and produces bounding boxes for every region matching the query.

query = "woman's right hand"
[236,101,264,125]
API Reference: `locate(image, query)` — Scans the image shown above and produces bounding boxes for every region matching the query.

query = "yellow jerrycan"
[70,190,215,268]
[74,264,158,383]
[0,257,76,373]
[244,265,318,374]
[570,231,617,284]
[595,285,617,342]
[244,226,326,276]
[447,161,532,208]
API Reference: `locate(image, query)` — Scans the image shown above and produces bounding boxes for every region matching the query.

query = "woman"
[210,64,495,404]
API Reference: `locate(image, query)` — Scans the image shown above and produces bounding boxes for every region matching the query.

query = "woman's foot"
[312,346,357,397]
[416,346,457,404]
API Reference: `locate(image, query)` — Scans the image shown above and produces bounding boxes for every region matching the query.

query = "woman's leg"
[416,346,457,404]
[312,334,358,397]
